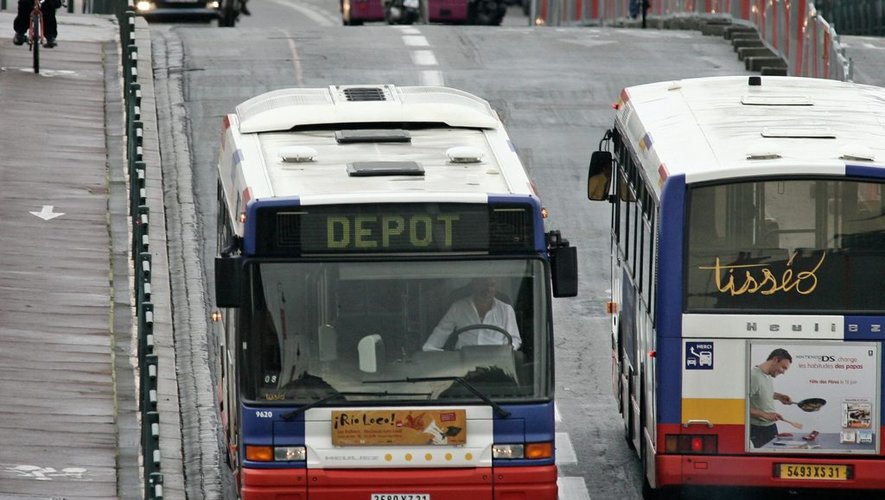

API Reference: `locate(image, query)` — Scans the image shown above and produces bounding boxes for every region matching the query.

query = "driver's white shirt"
[422,297,521,351]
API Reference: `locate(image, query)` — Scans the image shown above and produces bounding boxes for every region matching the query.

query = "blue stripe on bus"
[655,174,686,425]
[244,197,302,255]
[657,337,683,425]
[494,401,556,467]
[845,316,885,340]
[846,164,885,180]
[488,194,546,253]
[656,174,685,339]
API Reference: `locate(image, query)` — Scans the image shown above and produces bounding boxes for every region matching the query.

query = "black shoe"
[13,32,26,45]
[240,2,251,15]
[43,37,56,48]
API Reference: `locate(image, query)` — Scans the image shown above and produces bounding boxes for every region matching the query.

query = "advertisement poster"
[331,409,467,446]
[747,341,880,454]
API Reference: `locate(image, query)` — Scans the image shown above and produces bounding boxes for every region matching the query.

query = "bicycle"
[26,0,45,73]
[24,0,62,73]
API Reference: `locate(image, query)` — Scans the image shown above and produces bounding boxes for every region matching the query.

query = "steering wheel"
[447,324,513,350]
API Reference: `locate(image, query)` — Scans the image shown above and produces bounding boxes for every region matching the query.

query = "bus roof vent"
[446,146,484,164]
[335,129,411,143]
[341,86,390,102]
[347,161,425,177]
[746,151,782,160]
[280,146,318,163]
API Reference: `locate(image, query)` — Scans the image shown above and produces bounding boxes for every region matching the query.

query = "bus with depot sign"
[214,84,577,499]
[588,75,885,496]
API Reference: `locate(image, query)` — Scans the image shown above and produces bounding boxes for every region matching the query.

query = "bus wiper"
[279,390,429,421]
[366,376,511,418]
[280,391,387,421]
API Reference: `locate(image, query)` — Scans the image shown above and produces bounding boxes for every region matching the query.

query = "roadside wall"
[533,0,852,81]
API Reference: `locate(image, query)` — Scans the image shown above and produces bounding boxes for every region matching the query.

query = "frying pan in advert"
[790,398,827,412]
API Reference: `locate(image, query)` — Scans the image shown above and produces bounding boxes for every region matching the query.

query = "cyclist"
[12,0,60,48]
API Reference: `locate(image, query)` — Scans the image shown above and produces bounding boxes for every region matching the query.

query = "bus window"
[686,178,885,312]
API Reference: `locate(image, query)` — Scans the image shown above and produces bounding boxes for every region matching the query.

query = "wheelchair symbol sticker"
[685,342,713,370]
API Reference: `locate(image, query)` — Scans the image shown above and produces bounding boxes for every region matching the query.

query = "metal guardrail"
[120,10,164,500]
[531,0,853,81]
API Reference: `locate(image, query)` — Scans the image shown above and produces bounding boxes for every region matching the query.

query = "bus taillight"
[665,434,717,454]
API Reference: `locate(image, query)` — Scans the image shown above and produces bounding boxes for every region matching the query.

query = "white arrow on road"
[30,205,65,220]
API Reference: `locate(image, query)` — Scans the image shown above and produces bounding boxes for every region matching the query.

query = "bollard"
[130,161,146,216]
[139,302,155,363]
[130,84,142,123]
[125,45,138,96]
[127,120,143,174]
[143,353,158,411]
[143,410,161,495]
[149,472,164,500]
[132,205,149,263]
[137,252,152,308]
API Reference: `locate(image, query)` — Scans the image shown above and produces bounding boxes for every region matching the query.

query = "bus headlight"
[493,444,524,459]
[245,445,306,462]
[135,0,154,11]
[274,446,306,461]
[493,442,553,460]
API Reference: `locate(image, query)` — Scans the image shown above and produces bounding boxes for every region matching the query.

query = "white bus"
[588,76,885,496]
[213,84,577,499]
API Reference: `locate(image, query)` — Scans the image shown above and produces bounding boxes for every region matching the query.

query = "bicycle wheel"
[31,13,40,73]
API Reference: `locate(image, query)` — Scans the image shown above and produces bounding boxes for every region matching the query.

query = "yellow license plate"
[778,464,849,480]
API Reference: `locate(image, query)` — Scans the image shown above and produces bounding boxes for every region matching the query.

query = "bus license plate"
[371,495,429,500]
[778,464,849,480]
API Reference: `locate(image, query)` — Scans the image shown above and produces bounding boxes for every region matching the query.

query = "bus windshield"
[686,178,885,313]
[239,259,551,405]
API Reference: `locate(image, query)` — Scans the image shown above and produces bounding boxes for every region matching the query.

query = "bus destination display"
[255,203,534,255]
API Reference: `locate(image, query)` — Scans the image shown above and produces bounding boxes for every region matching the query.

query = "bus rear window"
[685,178,885,313]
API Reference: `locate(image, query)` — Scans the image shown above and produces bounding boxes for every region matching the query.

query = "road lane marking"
[278,29,304,86]
[557,476,591,500]
[403,35,430,47]
[421,70,444,86]
[396,28,444,86]
[410,50,438,66]
[555,432,576,465]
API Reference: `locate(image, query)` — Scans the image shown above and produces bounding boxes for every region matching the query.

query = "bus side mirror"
[215,256,243,308]
[587,151,613,201]
[548,231,578,298]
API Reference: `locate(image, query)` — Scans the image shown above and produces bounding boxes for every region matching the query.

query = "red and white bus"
[589,75,885,496]
[214,84,577,499]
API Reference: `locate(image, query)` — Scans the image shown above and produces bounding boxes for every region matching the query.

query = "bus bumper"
[241,465,557,500]
[658,454,885,490]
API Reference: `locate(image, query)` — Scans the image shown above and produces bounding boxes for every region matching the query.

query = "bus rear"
[590,76,885,496]
[658,172,885,490]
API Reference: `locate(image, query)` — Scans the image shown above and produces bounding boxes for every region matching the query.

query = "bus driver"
[422,277,522,351]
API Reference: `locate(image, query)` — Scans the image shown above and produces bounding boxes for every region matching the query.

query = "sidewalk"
[0,12,182,499]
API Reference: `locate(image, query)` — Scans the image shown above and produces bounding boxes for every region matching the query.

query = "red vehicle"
[425,0,468,23]
[340,0,384,25]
